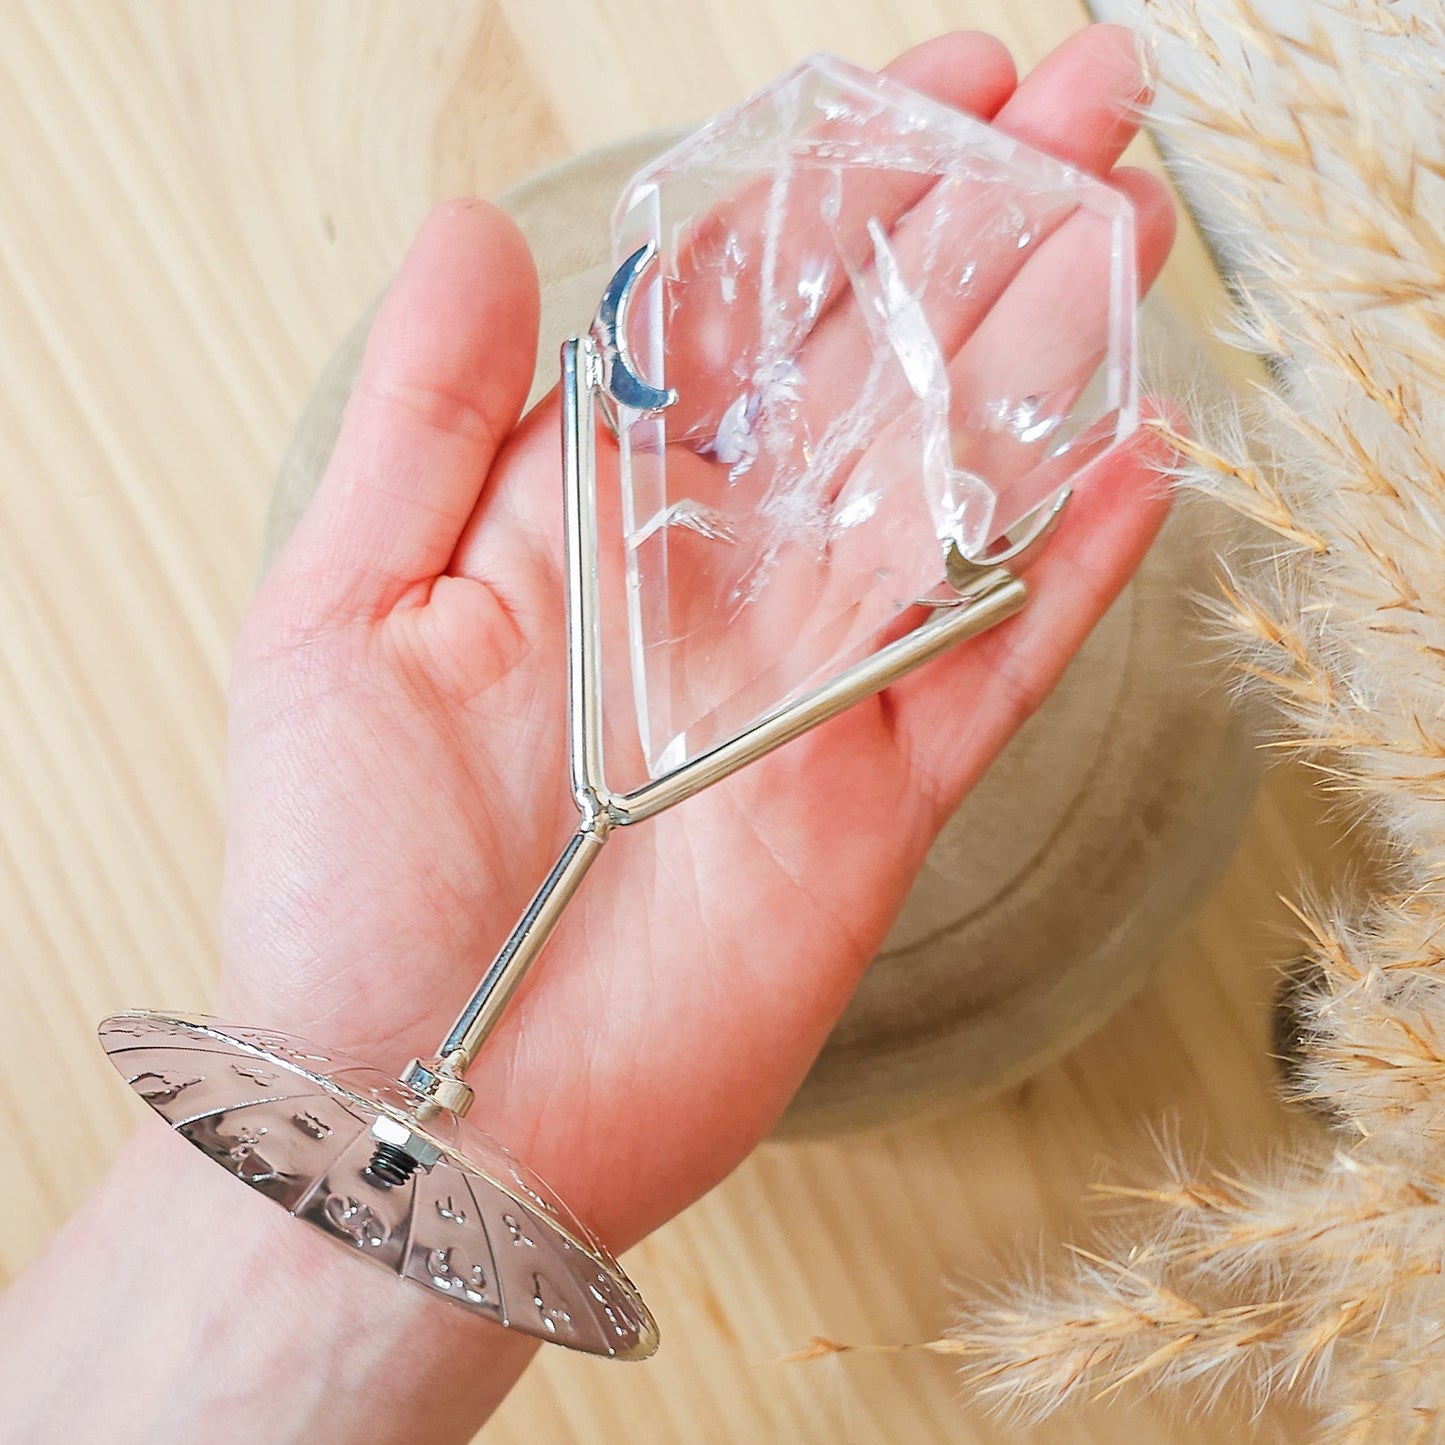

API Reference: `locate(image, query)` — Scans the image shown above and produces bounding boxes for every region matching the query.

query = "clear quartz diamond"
[611,54,1138,775]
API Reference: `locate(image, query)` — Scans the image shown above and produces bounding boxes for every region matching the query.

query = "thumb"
[267,200,541,630]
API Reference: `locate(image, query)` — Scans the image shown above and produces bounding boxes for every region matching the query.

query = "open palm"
[218,25,1176,1255]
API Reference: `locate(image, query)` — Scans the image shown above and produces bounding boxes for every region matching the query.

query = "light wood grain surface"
[0,2,1352,1441]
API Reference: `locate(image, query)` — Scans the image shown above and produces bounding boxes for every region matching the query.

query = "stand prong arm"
[610,571,1028,826]
[403,818,611,1115]
[562,336,611,818]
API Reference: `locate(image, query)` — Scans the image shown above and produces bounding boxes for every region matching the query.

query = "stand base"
[99,1011,657,1360]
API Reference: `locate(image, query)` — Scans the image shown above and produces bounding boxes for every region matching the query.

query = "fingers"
[946,166,1177,533]
[773,167,1174,673]
[885,403,1180,820]
[995,24,1149,168]
[792,26,1152,433]
[886,28,1018,101]
[651,33,1018,443]
[270,200,540,625]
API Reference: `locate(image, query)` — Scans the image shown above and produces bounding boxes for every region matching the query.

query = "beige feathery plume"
[927,1,1445,1437]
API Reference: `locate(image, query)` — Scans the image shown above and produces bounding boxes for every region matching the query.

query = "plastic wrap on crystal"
[99,1012,657,1359]
[610,54,1138,774]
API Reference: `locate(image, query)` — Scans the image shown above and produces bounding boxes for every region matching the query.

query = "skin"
[0,26,1177,1444]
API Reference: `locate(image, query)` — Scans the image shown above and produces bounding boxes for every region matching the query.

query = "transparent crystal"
[612,54,1138,775]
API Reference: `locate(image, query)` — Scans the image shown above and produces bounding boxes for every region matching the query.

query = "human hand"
[219,24,1177,1258]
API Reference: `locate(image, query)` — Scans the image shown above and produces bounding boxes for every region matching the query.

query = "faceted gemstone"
[611,54,1138,775]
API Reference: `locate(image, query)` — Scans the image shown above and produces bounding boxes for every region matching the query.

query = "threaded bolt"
[368,1140,419,1187]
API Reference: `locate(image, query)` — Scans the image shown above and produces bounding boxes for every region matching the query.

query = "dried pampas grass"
[812,2,1445,1438]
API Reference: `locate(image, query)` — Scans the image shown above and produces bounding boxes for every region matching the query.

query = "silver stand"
[99,244,1060,1359]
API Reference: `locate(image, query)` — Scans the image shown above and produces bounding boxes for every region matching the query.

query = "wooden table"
[0,3,1342,1439]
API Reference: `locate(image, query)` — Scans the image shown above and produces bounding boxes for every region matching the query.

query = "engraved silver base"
[99,1011,657,1360]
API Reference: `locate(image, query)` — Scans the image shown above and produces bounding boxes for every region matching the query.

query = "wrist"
[0,1117,537,1445]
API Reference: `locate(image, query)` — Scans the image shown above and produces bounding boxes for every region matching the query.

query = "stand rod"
[610,572,1026,825]
[437,817,611,1072]
[562,336,610,819]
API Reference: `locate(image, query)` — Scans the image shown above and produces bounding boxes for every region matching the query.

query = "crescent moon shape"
[593,242,679,416]
[946,486,1073,592]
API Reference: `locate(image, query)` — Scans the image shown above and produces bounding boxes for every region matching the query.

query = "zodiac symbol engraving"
[126,1071,202,1105]
[291,1110,332,1140]
[589,1272,642,1339]
[435,1195,468,1224]
[238,1031,330,1065]
[323,1195,389,1248]
[425,1247,490,1304]
[111,1019,202,1041]
[532,1274,574,1337]
[231,1062,279,1085]
[507,1160,558,1217]
[241,1032,288,1051]
[502,1212,535,1248]
[226,1126,280,1184]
